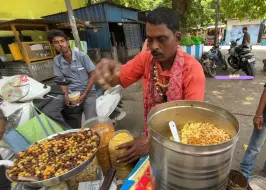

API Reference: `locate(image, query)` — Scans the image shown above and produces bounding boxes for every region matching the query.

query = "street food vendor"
[95,7,205,164]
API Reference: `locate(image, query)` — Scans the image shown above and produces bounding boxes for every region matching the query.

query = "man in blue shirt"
[43,30,97,129]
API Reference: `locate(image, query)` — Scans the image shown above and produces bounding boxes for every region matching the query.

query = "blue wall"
[74,4,106,22]
[87,22,111,51]
[104,4,138,22]
[43,2,139,51]
[225,24,260,45]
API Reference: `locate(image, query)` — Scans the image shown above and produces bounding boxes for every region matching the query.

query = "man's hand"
[96,59,122,89]
[116,135,149,164]
[78,94,86,104]
[65,94,70,106]
[253,116,263,131]
[0,119,5,140]
[0,131,4,140]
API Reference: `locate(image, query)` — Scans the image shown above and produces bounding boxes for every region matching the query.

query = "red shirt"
[120,51,205,101]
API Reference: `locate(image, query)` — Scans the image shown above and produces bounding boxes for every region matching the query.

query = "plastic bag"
[16,113,63,144]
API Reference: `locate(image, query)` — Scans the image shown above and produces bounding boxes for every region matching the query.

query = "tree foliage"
[85,0,165,10]
[85,0,217,29]
[220,0,266,20]
[85,0,266,30]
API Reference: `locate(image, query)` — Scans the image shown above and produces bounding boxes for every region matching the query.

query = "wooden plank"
[27,57,54,62]
[12,23,47,27]
[45,25,49,32]
[10,24,29,63]
[22,41,50,45]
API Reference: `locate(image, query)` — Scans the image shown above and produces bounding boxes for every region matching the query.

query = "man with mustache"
[44,30,97,129]
[96,7,205,164]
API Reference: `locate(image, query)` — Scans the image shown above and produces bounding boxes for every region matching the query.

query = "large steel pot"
[148,101,239,190]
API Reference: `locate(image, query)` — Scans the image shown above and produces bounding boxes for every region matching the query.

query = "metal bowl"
[6,129,100,187]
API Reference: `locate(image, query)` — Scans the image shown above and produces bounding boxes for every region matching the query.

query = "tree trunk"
[172,0,190,36]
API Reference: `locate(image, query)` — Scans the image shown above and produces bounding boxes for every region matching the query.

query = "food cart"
[0,19,99,82]
[0,19,61,81]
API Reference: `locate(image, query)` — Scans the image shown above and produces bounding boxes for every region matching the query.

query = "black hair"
[243,27,248,31]
[47,29,68,43]
[146,7,179,32]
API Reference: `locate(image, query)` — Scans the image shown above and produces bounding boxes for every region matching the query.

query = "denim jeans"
[240,117,266,178]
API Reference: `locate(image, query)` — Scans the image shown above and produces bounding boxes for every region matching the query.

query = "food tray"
[6,129,100,187]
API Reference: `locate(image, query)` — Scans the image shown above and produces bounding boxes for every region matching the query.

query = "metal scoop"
[169,121,180,143]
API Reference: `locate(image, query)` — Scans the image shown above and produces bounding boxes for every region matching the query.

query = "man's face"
[51,36,70,53]
[146,23,179,62]
[243,29,246,33]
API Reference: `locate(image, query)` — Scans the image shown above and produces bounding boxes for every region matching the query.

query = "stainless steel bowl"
[6,129,100,187]
[148,101,239,190]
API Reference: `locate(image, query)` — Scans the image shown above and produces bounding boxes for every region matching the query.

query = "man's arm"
[96,52,146,89]
[253,87,266,130]
[81,54,96,96]
[53,59,70,104]
[0,109,6,139]
[255,87,266,117]
[141,39,148,52]
[183,57,206,101]
[119,52,146,88]
[83,71,95,96]
[246,33,251,44]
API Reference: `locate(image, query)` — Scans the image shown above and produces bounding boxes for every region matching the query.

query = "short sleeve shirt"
[242,32,251,45]
[119,51,205,101]
[53,50,95,92]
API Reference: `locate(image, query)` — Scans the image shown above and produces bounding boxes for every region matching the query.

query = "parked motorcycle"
[200,44,228,77]
[200,51,217,77]
[209,45,228,70]
[227,38,256,76]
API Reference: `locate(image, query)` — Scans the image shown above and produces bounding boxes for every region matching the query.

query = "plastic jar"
[91,123,115,175]
[109,130,134,179]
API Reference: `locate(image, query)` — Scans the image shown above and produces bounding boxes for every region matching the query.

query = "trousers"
[42,92,97,129]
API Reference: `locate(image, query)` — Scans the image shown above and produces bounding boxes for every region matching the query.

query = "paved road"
[117,48,266,176]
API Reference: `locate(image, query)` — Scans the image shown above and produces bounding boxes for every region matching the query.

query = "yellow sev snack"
[170,122,230,145]
[109,130,134,179]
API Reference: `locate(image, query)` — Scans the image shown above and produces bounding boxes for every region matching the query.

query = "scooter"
[0,75,125,158]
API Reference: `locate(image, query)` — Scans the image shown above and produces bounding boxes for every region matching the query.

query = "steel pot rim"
[148,100,240,149]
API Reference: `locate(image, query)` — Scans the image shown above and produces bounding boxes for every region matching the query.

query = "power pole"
[64,0,82,50]
[214,0,220,46]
